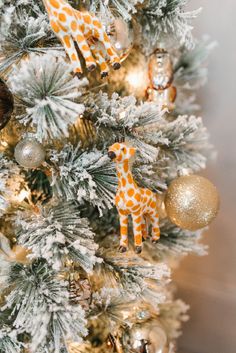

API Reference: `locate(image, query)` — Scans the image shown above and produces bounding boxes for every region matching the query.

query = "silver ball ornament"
[14,138,45,169]
[126,321,168,353]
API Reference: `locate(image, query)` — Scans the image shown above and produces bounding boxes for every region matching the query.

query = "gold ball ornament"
[165,175,220,231]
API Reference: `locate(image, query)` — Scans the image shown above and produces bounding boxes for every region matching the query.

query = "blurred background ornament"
[147,49,177,111]
[106,17,134,63]
[148,49,174,90]
[147,86,177,111]
[67,268,92,310]
[106,333,124,352]
[69,114,96,148]
[124,320,169,353]
[165,175,220,231]
[0,78,14,130]
[0,232,30,264]
[14,137,45,169]
[89,15,133,78]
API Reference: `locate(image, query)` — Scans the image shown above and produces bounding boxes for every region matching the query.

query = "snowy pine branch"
[99,249,170,306]
[3,260,87,353]
[0,326,23,353]
[175,36,217,89]
[49,144,117,213]
[88,0,143,21]
[144,219,207,261]
[16,201,99,272]
[159,299,189,339]
[138,0,201,53]
[85,92,212,174]
[8,53,86,142]
[0,2,57,76]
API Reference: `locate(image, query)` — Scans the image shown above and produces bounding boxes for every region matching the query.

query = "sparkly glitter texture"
[165,175,220,231]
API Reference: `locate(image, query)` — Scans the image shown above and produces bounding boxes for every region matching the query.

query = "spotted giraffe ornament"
[43,0,121,78]
[108,143,160,254]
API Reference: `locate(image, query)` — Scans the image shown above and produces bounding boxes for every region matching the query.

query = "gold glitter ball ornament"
[165,175,220,231]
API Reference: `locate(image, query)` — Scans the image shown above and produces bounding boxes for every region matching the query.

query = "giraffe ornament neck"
[116,159,136,189]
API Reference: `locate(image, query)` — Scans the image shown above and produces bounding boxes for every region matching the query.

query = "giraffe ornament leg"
[43,0,121,78]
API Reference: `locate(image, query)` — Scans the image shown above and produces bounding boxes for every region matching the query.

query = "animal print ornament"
[108,143,160,254]
[43,0,121,78]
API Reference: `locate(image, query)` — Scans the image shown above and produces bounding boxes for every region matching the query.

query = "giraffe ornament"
[108,143,160,254]
[43,0,121,78]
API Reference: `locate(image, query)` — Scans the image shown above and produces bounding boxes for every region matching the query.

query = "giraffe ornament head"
[108,143,136,163]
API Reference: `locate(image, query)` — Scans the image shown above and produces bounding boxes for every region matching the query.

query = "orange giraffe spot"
[121,226,127,235]
[153,227,160,233]
[71,53,77,61]
[49,0,60,9]
[132,205,140,211]
[135,216,142,223]
[128,188,135,197]
[50,20,60,33]
[150,201,156,209]
[103,33,110,42]
[127,200,134,207]
[80,24,85,32]
[135,234,142,245]
[136,225,142,232]
[143,197,148,203]
[93,29,100,38]
[63,35,71,48]
[58,22,67,32]
[77,34,84,42]
[122,178,126,187]
[146,190,152,196]
[115,195,120,204]
[120,191,124,198]
[107,48,114,56]
[71,21,77,31]
[133,210,141,216]
[83,14,92,24]
[101,62,108,71]
[75,68,82,73]
[122,217,128,225]
[127,173,133,184]
[93,20,102,28]
[124,160,129,173]
[86,56,95,63]
[59,13,66,22]
[63,7,73,16]
[119,209,128,216]
[82,44,90,51]
[135,193,141,202]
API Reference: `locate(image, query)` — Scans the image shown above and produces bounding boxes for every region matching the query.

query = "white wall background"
[174,1,236,353]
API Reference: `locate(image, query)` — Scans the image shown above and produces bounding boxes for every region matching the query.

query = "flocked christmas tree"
[0,1,220,352]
